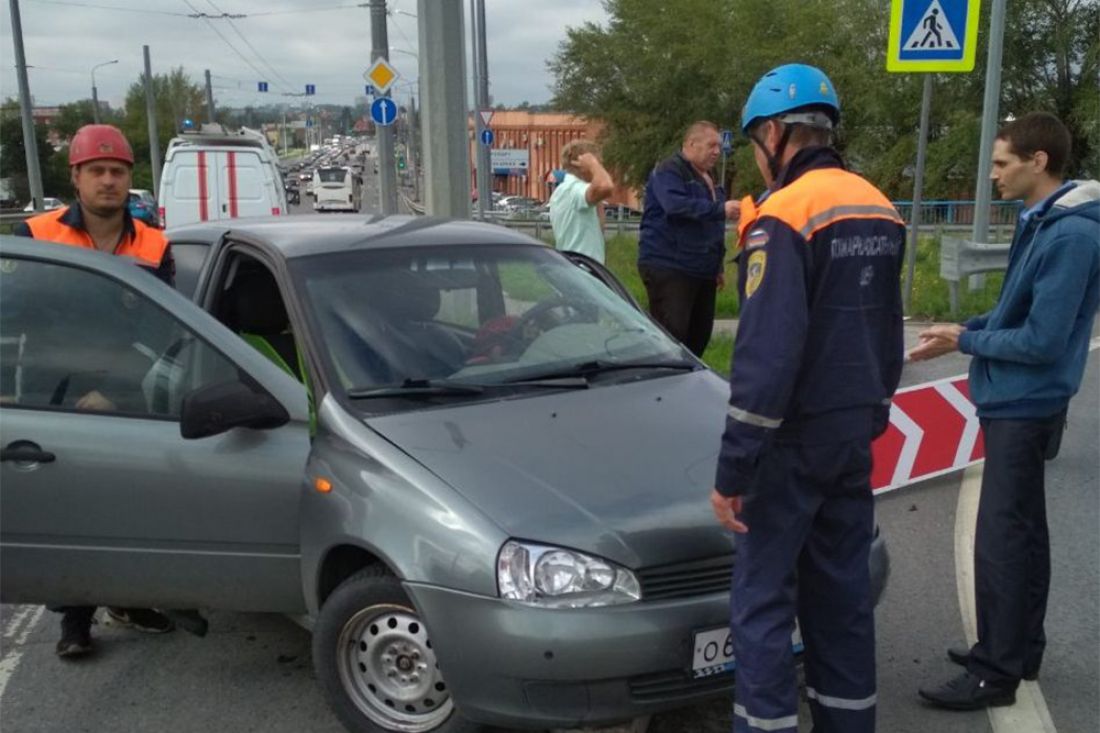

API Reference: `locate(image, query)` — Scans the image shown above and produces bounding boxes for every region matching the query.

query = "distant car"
[23,197,64,212]
[127,189,160,228]
[603,203,643,220]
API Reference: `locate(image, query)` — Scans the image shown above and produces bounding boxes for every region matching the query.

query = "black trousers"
[969,410,1066,687]
[638,264,717,357]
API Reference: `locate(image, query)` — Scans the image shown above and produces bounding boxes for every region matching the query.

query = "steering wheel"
[506,296,589,353]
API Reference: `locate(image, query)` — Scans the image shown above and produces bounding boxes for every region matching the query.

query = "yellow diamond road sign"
[364,58,399,94]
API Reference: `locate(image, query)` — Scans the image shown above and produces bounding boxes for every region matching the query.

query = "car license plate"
[691,624,804,679]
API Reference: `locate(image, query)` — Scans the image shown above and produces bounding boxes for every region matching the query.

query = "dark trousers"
[638,264,716,357]
[731,439,876,733]
[969,411,1066,687]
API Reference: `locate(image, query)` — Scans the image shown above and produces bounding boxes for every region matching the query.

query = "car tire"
[313,566,481,733]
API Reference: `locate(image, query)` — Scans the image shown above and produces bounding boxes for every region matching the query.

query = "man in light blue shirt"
[549,139,615,263]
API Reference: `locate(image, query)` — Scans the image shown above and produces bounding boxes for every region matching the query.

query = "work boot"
[947,646,1039,681]
[105,608,175,634]
[56,611,93,659]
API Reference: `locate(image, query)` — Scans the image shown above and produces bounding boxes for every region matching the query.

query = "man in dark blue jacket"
[914,113,1100,709]
[710,65,905,733]
[638,121,740,356]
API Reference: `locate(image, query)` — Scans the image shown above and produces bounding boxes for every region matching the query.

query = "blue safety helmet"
[740,64,840,134]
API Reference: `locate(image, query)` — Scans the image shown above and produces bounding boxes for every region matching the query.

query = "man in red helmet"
[14,124,177,657]
[15,123,174,284]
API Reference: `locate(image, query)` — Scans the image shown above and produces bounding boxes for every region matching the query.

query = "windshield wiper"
[348,378,486,399]
[504,359,698,383]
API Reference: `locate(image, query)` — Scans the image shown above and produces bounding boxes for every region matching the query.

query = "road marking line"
[955,465,1057,733]
[0,605,45,701]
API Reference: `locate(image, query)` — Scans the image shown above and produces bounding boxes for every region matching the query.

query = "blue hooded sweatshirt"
[959,179,1100,418]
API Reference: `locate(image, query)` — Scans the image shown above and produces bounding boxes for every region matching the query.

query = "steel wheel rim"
[336,603,453,732]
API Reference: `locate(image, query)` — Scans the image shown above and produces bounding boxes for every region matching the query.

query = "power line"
[180,0,274,87]
[204,0,296,92]
[27,0,362,16]
[27,0,192,16]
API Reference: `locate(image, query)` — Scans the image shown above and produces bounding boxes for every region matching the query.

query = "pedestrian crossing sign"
[887,0,981,72]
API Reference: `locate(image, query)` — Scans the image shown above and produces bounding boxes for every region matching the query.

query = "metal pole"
[370,0,399,215]
[282,109,288,156]
[904,74,933,314]
[417,0,469,217]
[204,69,215,124]
[719,151,728,191]
[92,84,100,123]
[969,0,1007,291]
[144,46,162,201]
[8,0,44,211]
[473,0,491,220]
[408,94,420,201]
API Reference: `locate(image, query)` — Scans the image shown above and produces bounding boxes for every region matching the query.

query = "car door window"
[0,256,239,418]
[169,240,213,299]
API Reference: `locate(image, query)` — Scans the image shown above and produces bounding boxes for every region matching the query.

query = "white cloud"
[0,0,608,111]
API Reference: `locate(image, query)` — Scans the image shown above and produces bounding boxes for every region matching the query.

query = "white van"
[158,125,287,228]
[312,167,362,213]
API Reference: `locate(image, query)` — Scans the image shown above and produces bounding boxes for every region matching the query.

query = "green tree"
[0,99,71,204]
[119,67,206,190]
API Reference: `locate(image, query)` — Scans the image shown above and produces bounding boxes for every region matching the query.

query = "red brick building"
[467,110,640,208]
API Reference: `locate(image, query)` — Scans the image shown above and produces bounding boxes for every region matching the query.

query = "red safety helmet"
[68,124,134,166]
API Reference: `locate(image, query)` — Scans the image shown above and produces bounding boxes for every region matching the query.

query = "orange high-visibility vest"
[25,206,168,267]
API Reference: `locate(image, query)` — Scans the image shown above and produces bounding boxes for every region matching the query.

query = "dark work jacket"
[715,146,906,496]
[638,152,727,278]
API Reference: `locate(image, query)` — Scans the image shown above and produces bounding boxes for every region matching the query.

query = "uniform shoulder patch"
[745,250,767,299]
[745,228,769,250]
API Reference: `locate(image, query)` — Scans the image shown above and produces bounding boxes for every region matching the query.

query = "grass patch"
[700,334,734,377]
[601,231,1001,323]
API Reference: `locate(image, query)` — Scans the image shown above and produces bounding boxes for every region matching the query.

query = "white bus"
[312,167,362,213]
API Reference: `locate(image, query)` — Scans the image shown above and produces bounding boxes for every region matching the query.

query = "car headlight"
[497,540,641,608]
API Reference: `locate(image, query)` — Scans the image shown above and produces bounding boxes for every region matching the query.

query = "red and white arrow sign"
[871,374,985,494]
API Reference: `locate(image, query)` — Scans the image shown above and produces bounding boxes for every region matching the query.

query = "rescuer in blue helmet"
[711,64,906,733]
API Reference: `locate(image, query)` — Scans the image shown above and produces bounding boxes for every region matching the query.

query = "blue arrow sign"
[480,128,494,146]
[720,129,733,154]
[258,81,269,93]
[305,83,316,95]
[371,97,398,126]
[887,0,981,72]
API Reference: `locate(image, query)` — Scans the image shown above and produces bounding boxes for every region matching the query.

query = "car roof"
[166,215,549,259]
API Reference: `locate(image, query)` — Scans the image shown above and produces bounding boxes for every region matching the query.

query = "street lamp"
[90,59,118,124]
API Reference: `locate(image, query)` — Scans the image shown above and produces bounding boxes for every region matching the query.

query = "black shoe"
[56,615,93,658]
[106,608,175,634]
[947,646,1039,681]
[919,672,1016,710]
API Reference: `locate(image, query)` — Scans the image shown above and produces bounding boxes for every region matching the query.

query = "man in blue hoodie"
[912,112,1100,710]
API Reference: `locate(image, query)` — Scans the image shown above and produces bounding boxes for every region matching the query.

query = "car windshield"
[293,244,693,407]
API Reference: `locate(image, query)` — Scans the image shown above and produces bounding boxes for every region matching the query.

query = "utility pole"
[418,0,469,217]
[143,46,162,200]
[8,0,44,211]
[204,69,215,124]
[472,0,491,219]
[370,0,399,215]
[969,0,1007,290]
[408,94,420,202]
[903,74,933,313]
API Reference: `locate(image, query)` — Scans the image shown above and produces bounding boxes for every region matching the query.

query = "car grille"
[628,668,733,702]
[637,555,733,601]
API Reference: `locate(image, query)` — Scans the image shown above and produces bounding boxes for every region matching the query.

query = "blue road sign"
[305,117,313,128]
[887,0,981,72]
[371,97,398,126]
[305,83,316,95]
[480,128,494,146]
[258,81,269,93]
[365,84,375,98]
[720,129,734,154]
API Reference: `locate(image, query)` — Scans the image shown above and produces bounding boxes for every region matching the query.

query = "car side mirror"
[180,380,290,439]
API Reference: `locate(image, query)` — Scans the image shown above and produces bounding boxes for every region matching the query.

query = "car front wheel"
[313,566,480,733]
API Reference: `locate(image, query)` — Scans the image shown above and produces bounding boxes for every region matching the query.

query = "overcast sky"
[0,0,608,110]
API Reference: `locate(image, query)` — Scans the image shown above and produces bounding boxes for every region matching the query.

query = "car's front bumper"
[405,583,733,729]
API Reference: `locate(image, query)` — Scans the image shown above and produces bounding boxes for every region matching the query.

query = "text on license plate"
[691,625,804,679]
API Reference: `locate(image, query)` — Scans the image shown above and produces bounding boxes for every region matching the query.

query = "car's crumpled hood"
[364,371,736,569]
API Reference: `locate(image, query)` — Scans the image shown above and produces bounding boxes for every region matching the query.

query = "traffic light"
[397,155,406,171]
